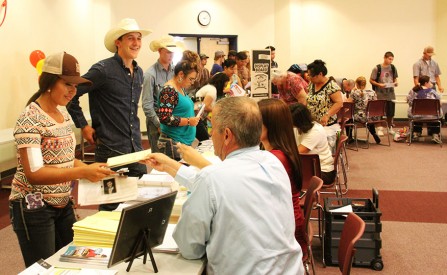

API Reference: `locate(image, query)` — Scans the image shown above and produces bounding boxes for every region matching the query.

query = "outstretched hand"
[177,143,211,169]
[141,153,182,177]
[83,163,115,182]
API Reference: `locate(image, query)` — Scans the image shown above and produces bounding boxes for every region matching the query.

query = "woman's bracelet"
[187,118,190,126]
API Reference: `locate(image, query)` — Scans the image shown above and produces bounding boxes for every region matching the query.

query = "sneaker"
[377,127,384,137]
[432,134,442,144]
[411,132,421,142]
[372,133,381,144]
[388,127,396,135]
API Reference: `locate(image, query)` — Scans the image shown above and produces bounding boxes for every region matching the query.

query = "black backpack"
[372,64,397,91]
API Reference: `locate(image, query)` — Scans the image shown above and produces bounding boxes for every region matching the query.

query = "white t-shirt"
[295,122,334,172]
[195,84,217,104]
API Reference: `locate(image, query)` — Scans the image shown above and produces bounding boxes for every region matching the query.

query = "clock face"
[198,11,211,26]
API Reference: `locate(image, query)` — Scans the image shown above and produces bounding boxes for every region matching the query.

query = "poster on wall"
[250,49,271,100]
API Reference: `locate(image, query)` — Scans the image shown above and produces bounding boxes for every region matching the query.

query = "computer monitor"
[108,191,178,272]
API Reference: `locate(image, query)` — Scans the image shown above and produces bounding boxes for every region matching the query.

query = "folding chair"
[302,176,323,275]
[358,100,391,149]
[338,213,366,275]
[340,102,358,152]
[80,137,95,163]
[299,154,324,243]
[408,98,443,147]
[299,154,322,191]
[321,135,349,198]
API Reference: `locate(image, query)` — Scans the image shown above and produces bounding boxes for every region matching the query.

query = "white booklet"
[77,176,138,206]
[106,149,151,168]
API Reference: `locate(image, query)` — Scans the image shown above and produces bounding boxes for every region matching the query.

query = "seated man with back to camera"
[144,97,304,275]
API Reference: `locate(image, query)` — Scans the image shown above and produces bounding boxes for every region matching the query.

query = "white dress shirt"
[173,146,304,275]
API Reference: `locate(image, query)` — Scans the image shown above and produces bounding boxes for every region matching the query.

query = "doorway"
[169,33,238,72]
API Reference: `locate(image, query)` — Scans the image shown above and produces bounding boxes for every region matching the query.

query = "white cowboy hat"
[149,35,184,53]
[104,18,152,53]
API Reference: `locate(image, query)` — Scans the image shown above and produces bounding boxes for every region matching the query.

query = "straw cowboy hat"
[149,35,184,53]
[104,18,152,53]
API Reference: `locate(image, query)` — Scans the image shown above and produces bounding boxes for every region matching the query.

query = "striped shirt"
[10,102,75,207]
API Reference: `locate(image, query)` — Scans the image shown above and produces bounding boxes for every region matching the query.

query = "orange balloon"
[29,50,46,68]
[36,59,45,75]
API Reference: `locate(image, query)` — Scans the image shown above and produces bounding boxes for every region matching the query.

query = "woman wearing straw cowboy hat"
[67,18,152,211]
[142,35,183,154]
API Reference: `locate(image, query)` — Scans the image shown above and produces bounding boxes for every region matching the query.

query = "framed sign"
[250,49,271,100]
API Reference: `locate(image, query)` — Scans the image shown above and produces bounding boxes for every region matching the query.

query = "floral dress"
[307,79,340,125]
[350,89,377,123]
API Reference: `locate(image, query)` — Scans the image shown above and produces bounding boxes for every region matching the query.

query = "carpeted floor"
[1,127,447,274]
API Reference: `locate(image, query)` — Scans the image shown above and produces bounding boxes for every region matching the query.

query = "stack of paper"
[137,170,176,200]
[72,211,121,248]
[153,224,179,254]
[138,171,175,187]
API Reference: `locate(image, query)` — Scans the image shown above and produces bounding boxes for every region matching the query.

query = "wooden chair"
[357,100,391,149]
[302,176,323,275]
[338,213,366,275]
[408,98,443,147]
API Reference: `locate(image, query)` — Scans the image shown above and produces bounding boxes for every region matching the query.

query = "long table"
[43,244,205,274]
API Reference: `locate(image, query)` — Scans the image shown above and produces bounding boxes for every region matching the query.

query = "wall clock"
[198,10,211,26]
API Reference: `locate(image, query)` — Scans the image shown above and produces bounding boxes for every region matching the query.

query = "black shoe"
[373,134,381,144]
[347,138,355,144]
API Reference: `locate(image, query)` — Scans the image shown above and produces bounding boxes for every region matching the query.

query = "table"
[44,243,205,274]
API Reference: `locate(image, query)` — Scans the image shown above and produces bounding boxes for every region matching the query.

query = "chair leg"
[385,122,391,146]
[408,121,413,146]
[439,121,443,148]
[310,246,316,274]
[346,124,359,151]
[364,123,371,149]
[342,143,349,171]
[339,156,348,195]
[318,203,326,268]
[353,125,358,151]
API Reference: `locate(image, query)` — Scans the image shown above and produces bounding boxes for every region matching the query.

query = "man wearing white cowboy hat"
[67,18,152,211]
[142,35,182,153]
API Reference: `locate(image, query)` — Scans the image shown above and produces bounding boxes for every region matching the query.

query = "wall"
[0,0,275,130]
[274,0,444,118]
[0,0,444,130]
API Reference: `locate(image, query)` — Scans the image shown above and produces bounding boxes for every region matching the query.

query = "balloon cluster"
[29,50,46,75]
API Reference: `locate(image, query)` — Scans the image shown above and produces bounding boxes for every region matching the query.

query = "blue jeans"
[158,134,181,161]
[95,143,147,211]
[146,118,160,153]
[9,199,76,267]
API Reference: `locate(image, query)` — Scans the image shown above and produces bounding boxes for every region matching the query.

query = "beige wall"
[274,0,445,118]
[0,0,444,130]
[0,0,275,130]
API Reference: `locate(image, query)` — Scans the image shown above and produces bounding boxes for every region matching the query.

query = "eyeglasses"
[188,77,196,83]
